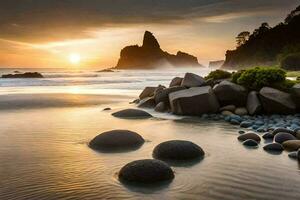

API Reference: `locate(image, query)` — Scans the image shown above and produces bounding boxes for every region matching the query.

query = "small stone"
[262,132,274,140]
[240,121,253,128]
[272,127,295,136]
[103,107,111,111]
[288,151,298,159]
[282,140,300,151]
[263,143,284,151]
[234,107,248,116]
[274,132,297,144]
[238,130,245,134]
[243,139,258,147]
[221,110,234,116]
[220,105,236,112]
[238,133,261,142]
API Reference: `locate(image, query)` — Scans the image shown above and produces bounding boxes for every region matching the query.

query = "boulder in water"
[155,102,167,112]
[153,140,205,161]
[243,139,258,147]
[154,86,186,105]
[89,130,144,151]
[112,109,152,119]
[139,87,157,99]
[138,97,156,108]
[1,72,43,78]
[118,159,174,183]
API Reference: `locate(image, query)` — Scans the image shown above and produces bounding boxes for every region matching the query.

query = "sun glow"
[69,53,81,64]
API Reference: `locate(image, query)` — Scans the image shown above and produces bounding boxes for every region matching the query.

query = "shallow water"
[1,101,300,200]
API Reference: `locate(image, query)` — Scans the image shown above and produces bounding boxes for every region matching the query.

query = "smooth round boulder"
[153,140,204,161]
[263,143,284,151]
[238,133,261,142]
[274,132,297,144]
[243,139,258,147]
[112,109,152,119]
[118,159,174,183]
[282,140,300,151]
[89,130,144,151]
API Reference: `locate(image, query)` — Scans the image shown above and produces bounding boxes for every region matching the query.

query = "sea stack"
[115,31,202,69]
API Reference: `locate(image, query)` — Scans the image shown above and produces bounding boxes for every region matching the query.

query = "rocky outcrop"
[169,77,183,87]
[118,159,174,183]
[1,72,43,78]
[259,87,296,114]
[115,31,202,69]
[169,86,220,115]
[89,130,144,151]
[154,86,186,105]
[213,80,248,106]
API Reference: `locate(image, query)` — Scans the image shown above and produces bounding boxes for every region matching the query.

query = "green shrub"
[281,53,300,70]
[231,70,245,83]
[272,79,298,92]
[205,69,232,80]
[236,67,286,90]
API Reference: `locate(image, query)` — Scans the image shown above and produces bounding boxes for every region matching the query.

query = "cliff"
[115,31,202,69]
[222,5,300,69]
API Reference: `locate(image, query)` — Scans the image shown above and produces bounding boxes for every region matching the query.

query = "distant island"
[115,31,202,69]
[222,5,300,69]
[1,72,43,78]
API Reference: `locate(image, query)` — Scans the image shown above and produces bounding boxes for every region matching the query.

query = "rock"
[259,87,296,114]
[139,87,157,99]
[230,119,240,125]
[234,107,248,116]
[213,80,247,106]
[240,121,253,128]
[263,143,284,151]
[154,86,186,105]
[103,107,111,111]
[169,77,183,87]
[1,72,43,78]
[89,130,144,151]
[238,133,261,142]
[238,130,246,134]
[97,69,114,72]
[297,132,300,140]
[181,73,205,87]
[153,140,205,160]
[112,109,152,118]
[292,84,300,110]
[272,128,295,136]
[274,132,297,144]
[115,31,201,69]
[247,91,262,115]
[130,99,140,104]
[169,86,219,115]
[243,139,258,147]
[288,151,298,159]
[118,159,174,183]
[220,105,236,112]
[262,132,274,140]
[154,102,167,112]
[282,140,300,151]
[221,110,234,116]
[138,97,156,108]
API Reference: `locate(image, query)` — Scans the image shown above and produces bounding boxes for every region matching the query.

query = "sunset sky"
[0,0,298,69]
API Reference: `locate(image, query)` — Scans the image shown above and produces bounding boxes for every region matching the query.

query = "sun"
[69,53,81,64]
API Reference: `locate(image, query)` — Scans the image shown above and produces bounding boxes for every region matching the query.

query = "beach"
[0,68,300,199]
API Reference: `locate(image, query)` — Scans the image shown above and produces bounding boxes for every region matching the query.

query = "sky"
[0,0,299,69]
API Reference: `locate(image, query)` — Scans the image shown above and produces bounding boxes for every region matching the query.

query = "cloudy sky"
[0,0,298,68]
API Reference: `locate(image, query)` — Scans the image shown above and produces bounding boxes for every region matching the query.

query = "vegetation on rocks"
[205,69,232,80]
[281,53,300,70]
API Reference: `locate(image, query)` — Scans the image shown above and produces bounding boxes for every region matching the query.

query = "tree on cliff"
[236,31,250,47]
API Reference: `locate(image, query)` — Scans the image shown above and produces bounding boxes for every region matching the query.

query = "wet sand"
[0,95,300,200]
